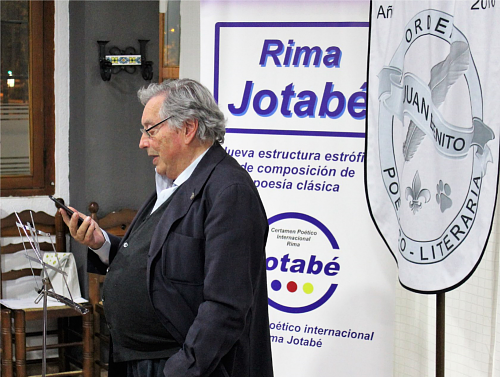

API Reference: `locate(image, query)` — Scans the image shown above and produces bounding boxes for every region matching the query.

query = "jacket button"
[123,242,129,248]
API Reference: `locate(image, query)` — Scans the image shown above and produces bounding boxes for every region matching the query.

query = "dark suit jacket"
[89,143,273,377]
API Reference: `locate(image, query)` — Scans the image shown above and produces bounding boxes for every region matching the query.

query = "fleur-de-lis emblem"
[405,171,431,214]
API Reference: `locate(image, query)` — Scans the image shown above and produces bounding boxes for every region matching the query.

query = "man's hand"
[59,208,105,250]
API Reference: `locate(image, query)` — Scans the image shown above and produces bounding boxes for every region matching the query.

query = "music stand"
[15,212,88,377]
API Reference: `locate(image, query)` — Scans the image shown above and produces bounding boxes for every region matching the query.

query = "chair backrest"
[1,209,66,250]
[0,204,68,299]
[88,202,137,238]
[87,202,137,306]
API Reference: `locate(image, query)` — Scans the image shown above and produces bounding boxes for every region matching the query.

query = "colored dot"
[303,283,314,294]
[287,281,298,292]
[271,280,282,291]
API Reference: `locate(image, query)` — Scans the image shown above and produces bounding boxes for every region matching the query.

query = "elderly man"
[61,79,273,377]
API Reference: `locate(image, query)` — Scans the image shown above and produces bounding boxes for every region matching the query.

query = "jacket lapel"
[148,143,227,260]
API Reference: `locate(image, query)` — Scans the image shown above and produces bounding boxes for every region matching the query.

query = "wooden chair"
[87,202,137,377]
[1,204,93,377]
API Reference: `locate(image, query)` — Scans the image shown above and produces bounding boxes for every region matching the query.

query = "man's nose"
[139,133,149,149]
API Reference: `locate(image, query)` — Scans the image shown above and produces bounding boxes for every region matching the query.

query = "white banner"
[366,1,500,293]
[200,1,395,376]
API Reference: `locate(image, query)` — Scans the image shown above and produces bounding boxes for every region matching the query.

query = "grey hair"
[137,79,226,143]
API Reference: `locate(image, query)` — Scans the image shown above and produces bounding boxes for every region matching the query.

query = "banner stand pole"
[436,292,445,377]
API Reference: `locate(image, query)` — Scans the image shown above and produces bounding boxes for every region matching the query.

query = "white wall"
[0,1,70,218]
[179,1,201,80]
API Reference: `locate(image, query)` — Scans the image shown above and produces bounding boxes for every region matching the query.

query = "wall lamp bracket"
[98,40,153,81]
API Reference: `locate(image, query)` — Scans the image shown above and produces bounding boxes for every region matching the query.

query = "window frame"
[159,11,180,81]
[1,1,55,197]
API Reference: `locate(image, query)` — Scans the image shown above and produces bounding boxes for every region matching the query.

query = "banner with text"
[366,1,500,293]
[200,1,395,376]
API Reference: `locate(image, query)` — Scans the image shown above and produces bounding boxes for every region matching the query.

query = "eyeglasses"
[140,115,174,138]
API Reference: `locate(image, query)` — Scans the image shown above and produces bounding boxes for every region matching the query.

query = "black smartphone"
[49,195,84,226]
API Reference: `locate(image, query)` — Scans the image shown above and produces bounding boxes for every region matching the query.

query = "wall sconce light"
[98,40,153,81]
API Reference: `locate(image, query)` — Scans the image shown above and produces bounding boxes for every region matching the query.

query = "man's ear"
[183,119,199,144]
